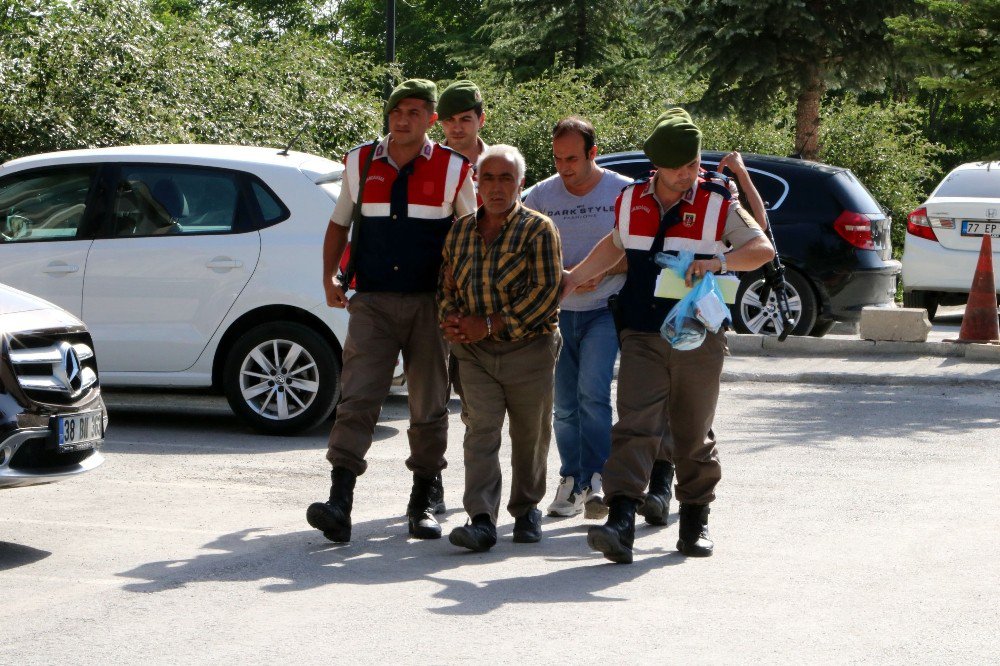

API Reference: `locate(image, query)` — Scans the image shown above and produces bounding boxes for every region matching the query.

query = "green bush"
[0,0,385,162]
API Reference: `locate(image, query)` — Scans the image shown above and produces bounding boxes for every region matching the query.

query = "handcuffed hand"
[441,313,489,344]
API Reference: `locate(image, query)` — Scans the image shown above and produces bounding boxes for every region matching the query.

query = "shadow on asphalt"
[115,518,683,611]
[728,384,1000,453]
[0,541,51,571]
[103,394,407,454]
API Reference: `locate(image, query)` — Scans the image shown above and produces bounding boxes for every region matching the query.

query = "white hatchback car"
[902,161,1000,320]
[0,144,378,435]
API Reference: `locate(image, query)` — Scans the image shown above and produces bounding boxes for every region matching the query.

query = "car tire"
[902,290,939,322]
[733,268,818,337]
[223,322,340,435]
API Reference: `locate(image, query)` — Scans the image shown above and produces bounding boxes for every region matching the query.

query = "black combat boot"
[306,466,356,543]
[428,472,446,515]
[586,496,640,564]
[512,507,542,543]
[449,513,497,552]
[637,460,674,526]
[407,473,443,539]
[677,503,714,557]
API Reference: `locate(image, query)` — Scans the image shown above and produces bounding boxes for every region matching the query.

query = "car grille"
[5,331,99,404]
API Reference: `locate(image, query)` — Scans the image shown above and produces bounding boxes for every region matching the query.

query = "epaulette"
[347,139,380,157]
[629,173,653,189]
[436,144,470,164]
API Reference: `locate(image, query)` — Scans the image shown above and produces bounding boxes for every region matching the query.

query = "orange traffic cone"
[955,234,1000,343]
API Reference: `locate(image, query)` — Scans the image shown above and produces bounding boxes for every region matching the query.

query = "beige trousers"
[452,333,561,523]
[325,292,449,478]
[603,328,726,505]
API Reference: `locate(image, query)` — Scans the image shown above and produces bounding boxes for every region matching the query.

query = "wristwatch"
[716,252,728,273]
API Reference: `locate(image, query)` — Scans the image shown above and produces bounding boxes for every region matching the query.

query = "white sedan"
[902,161,1000,320]
[0,144,396,434]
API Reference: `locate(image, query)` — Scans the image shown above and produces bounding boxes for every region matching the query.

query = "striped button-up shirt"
[438,202,563,341]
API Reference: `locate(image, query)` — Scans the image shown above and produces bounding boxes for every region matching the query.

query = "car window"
[702,159,789,210]
[113,165,242,237]
[0,167,94,243]
[933,169,1000,198]
[250,180,289,224]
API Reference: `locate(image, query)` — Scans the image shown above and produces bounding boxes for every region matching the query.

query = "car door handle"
[205,258,244,270]
[43,262,79,274]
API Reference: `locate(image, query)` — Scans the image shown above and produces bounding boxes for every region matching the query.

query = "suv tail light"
[906,207,938,242]
[834,211,876,250]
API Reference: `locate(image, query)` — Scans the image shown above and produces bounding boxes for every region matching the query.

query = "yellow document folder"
[654,269,740,304]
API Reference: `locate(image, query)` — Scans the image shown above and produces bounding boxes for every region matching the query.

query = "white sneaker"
[546,476,584,517]
[584,473,608,519]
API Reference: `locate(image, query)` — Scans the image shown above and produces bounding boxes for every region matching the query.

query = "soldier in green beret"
[437,79,489,168]
[308,78,477,544]
[562,108,775,563]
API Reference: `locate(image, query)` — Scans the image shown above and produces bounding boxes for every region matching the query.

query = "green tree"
[333,0,478,80]
[0,0,384,161]
[886,0,1000,104]
[472,0,639,81]
[666,0,918,160]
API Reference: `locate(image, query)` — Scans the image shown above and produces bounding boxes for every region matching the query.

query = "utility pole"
[383,0,396,135]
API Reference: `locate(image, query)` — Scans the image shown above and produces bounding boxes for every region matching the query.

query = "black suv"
[597,151,901,336]
[1,282,105,489]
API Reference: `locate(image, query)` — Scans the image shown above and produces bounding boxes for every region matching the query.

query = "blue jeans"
[553,307,619,490]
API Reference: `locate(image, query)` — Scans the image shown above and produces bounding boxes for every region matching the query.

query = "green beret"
[437,80,483,119]
[643,107,702,168]
[385,79,438,115]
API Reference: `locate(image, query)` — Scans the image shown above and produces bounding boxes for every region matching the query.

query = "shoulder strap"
[649,205,682,257]
[342,140,379,287]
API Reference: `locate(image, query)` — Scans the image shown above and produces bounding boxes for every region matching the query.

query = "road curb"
[725,332,1000,361]
[720,368,1000,387]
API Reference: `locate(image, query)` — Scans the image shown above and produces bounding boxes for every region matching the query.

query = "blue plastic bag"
[656,252,731,349]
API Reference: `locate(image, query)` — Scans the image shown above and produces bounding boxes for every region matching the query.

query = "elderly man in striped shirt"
[438,144,564,552]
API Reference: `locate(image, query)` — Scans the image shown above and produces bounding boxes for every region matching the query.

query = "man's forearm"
[322,222,350,281]
[725,236,775,272]
[605,254,628,276]
[566,233,625,287]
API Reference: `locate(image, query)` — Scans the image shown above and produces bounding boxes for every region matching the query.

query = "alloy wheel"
[238,338,320,420]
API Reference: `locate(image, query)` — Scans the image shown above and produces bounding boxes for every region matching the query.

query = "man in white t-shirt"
[525,117,631,519]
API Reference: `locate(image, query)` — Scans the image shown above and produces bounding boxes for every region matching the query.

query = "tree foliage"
[471,0,639,81]
[886,0,1000,105]
[333,0,478,80]
[666,0,918,160]
[0,0,385,162]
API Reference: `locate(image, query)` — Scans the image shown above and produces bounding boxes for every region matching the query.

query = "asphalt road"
[2,382,998,664]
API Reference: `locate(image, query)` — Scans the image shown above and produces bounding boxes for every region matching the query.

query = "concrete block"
[859,306,931,342]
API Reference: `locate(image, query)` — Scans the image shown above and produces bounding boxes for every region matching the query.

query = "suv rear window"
[933,169,1000,198]
[830,171,884,215]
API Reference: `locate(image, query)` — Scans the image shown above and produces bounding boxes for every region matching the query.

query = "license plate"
[53,410,104,450]
[961,221,1000,237]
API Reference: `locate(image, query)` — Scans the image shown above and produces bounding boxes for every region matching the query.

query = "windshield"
[933,168,1000,198]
